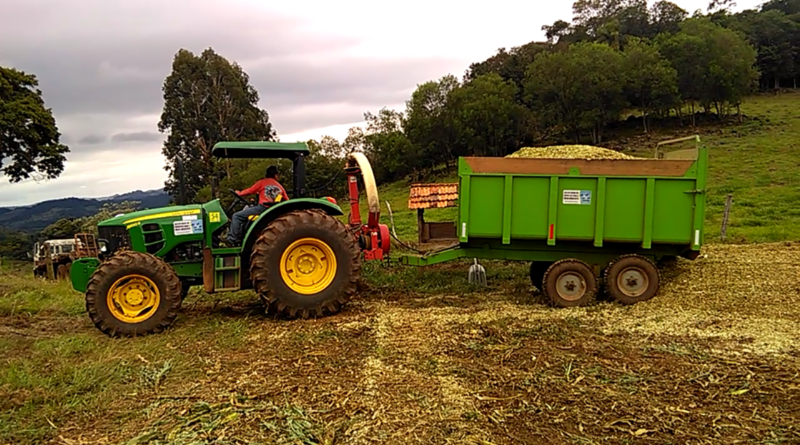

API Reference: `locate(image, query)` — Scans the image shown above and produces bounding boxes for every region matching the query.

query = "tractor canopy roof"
[212,141,310,159]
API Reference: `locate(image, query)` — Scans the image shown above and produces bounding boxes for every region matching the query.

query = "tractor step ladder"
[214,254,242,292]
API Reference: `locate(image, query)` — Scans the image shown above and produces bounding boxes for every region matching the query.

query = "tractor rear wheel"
[85,251,183,337]
[543,259,598,308]
[249,209,361,319]
[604,254,660,305]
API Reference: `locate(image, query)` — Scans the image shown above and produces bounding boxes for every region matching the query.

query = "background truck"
[399,135,709,307]
[33,238,77,280]
[33,234,99,280]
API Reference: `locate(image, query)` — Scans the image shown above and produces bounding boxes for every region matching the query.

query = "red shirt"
[239,178,288,205]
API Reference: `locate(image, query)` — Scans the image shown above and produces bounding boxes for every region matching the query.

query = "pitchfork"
[468,258,487,286]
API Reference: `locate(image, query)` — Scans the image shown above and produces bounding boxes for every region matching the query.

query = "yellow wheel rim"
[106,274,161,323]
[279,237,338,295]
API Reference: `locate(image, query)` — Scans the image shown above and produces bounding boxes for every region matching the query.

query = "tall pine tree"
[158,48,276,202]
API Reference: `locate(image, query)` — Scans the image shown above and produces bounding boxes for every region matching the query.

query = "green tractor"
[70,141,390,337]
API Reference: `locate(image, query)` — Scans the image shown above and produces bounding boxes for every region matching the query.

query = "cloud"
[77,134,106,145]
[111,132,163,143]
[0,0,468,136]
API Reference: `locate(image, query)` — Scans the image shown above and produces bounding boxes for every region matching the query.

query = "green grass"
[700,94,800,242]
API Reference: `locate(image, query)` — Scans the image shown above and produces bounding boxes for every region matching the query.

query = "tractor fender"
[240,198,344,257]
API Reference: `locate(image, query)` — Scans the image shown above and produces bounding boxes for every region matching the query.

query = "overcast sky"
[0,0,764,207]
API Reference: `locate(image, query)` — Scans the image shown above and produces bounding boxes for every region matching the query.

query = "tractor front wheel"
[85,251,183,337]
[249,209,361,319]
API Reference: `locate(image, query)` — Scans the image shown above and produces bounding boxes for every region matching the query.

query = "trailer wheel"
[529,261,552,290]
[249,209,361,319]
[543,259,598,308]
[604,254,660,305]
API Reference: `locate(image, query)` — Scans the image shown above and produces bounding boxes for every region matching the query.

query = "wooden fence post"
[721,194,733,242]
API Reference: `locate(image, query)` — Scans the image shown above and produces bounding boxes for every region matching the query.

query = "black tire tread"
[249,209,361,319]
[542,258,598,308]
[85,251,183,337]
[603,254,660,305]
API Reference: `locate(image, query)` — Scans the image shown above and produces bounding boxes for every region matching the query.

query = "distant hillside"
[97,189,168,202]
[0,189,171,232]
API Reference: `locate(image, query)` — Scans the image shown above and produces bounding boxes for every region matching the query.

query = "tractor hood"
[98,203,204,227]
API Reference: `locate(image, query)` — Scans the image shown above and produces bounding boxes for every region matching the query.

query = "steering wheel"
[226,189,250,215]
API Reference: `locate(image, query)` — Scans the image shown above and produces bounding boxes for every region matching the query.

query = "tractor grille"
[142,223,165,254]
[98,225,131,255]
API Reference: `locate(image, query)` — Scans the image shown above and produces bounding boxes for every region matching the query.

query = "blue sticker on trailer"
[580,190,592,204]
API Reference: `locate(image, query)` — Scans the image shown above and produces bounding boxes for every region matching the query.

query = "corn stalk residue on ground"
[1,242,798,444]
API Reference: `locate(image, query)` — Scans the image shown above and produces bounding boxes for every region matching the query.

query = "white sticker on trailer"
[562,189,591,205]
[695,229,700,246]
[461,222,466,238]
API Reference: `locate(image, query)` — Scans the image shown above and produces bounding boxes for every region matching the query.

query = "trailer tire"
[604,254,660,305]
[529,261,552,290]
[250,209,361,319]
[543,259,598,308]
[85,251,183,337]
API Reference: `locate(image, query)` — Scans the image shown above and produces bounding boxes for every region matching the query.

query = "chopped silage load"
[506,144,641,160]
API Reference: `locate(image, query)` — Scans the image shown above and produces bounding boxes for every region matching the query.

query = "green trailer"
[400,136,709,307]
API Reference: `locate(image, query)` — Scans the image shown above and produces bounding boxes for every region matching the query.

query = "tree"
[730,9,799,88]
[0,227,34,261]
[465,42,550,98]
[403,75,460,171]
[542,20,573,43]
[622,38,680,132]
[158,48,276,203]
[360,108,415,183]
[659,19,758,121]
[761,0,800,16]
[649,1,689,36]
[571,0,650,39]
[40,218,82,240]
[525,42,628,143]
[76,201,141,235]
[0,67,70,183]
[449,73,532,157]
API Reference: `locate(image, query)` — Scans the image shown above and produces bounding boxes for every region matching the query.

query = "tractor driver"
[226,165,288,247]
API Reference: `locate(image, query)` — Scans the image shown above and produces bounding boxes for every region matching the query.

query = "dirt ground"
[2,243,799,445]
